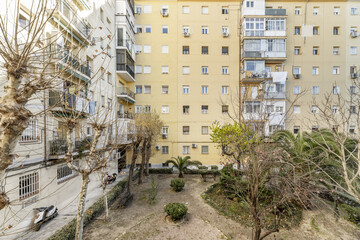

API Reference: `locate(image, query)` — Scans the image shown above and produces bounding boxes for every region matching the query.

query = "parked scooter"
[33,205,58,231]
[105,173,117,184]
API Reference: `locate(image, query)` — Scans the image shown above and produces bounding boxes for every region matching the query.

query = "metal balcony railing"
[48,91,89,114]
[117,111,134,119]
[55,45,91,78]
[49,139,68,155]
[116,64,135,78]
[118,87,135,99]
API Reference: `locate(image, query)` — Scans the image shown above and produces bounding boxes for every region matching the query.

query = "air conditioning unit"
[162,134,167,139]
[155,145,161,150]
[192,144,197,148]
[293,74,301,79]
[222,32,229,37]
[161,9,169,17]
[183,32,190,37]
[135,50,142,54]
[351,73,358,79]
[351,31,358,38]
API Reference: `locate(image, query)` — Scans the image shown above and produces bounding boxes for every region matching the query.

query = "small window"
[183,105,190,114]
[222,46,229,55]
[201,146,209,154]
[144,5,152,13]
[183,146,190,154]
[222,66,229,75]
[201,66,208,75]
[312,86,319,95]
[201,105,208,114]
[161,146,169,154]
[18,14,28,29]
[295,7,301,15]
[201,6,209,14]
[333,7,340,15]
[201,26,209,34]
[135,5,142,14]
[161,45,169,54]
[144,25,151,33]
[183,126,190,135]
[162,127,169,135]
[294,26,301,35]
[313,46,319,55]
[201,85,208,94]
[144,65,151,74]
[222,26,229,34]
[351,8,359,15]
[161,65,169,74]
[350,86,357,95]
[333,47,339,55]
[294,47,301,55]
[333,66,340,75]
[293,67,301,74]
[312,67,319,75]
[333,86,340,95]
[19,172,39,200]
[350,46,358,55]
[222,86,229,94]
[161,105,169,113]
[183,85,190,94]
[135,65,142,74]
[144,45,151,53]
[293,126,300,134]
[201,126,209,135]
[162,25,169,34]
[311,105,318,114]
[201,46,209,55]
[313,26,319,35]
[293,106,300,114]
[332,105,338,114]
[135,25,142,33]
[183,26,190,34]
[293,86,301,94]
[246,1,254,8]
[349,126,356,134]
[162,85,169,94]
[333,27,339,35]
[182,66,190,74]
[144,105,151,113]
[313,7,319,15]
[144,85,151,94]
[135,85,142,94]
[182,6,190,14]
[222,6,229,14]
[222,105,229,114]
[135,105,143,113]
[350,105,356,114]
[183,46,190,54]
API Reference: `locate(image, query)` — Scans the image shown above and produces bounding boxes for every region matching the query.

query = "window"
[162,146,169,154]
[161,105,169,113]
[266,105,274,113]
[311,105,318,114]
[183,126,190,135]
[350,46,358,55]
[222,6,229,14]
[276,106,284,113]
[183,146,190,154]
[182,66,190,74]
[222,46,229,55]
[333,7,340,15]
[135,5,142,14]
[293,106,300,114]
[333,47,339,55]
[201,105,208,114]
[201,46,209,55]
[144,25,151,33]
[182,6,190,14]
[201,66,208,75]
[161,5,169,15]
[313,46,319,55]
[293,126,300,134]
[162,85,169,94]
[18,14,28,29]
[201,126,209,135]
[161,45,169,53]
[183,85,190,94]
[135,105,142,113]
[57,162,78,183]
[295,7,301,15]
[143,45,151,53]
[351,8,359,15]
[162,126,169,135]
[201,146,209,154]
[245,101,260,113]
[135,25,142,33]
[222,86,229,94]
[313,26,319,35]
[313,7,319,15]
[266,18,286,31]
[183,26,190,34]
[100,8,104,22]
[294,26,301,35]
[333,66,340,75]
[135,85,142,94]
[144,105,151,113]
[183,46,190,54]
[144,85,151,94]
[161,66,169,74]
[244,18,265,36]
[333,86,340,94]
[222,26,229,34]
[19,172,39,200]
[144,5,152,13]
[183,105,189,114]
[312,86,319,95]
[144,65,151,73]
[293,67,301,74]
[162,25,168,34]
[201,26,209,34]
[312,67,319,75]
[294,47,301,55]
[349,126,355,134]
[350,86,357,95]
[20,119,38,142]
[246,1,254,8]
[350,105,357,114]
[332,105,338,114]
[222,105,229,114]
[294,86,301,94]
[101,95,105,107]
[201,85,208,94]
[333,27,339,35]
[222,66,229,75]
[201,6,209,14]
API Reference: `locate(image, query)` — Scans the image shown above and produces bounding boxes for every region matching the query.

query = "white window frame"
[350,46,357,55]
[201,126,209,135]
[182,66,190,75]
[183,85,190,94]
[312,86,319,95]
[144,85,151,94]
[161,65,169,74]
[293,106,300,114]
[143,45,151,53]
[201,105,208,114]
[222,86,229,94]
[201,6,209,14]
[144,5,152,14]
[162,25,169,34]
[293,86,301,95]
[19,172,39,200]
[182,6,190,14]
[333,66,340,75]
[57,162,79,183]
[161,45,169,54]
[201,26,209,34]
[183,146,190,154]
[161,146,169,154]
[20,119,38,142]
[201,66,208,75]
[135,105,143,113]
[144,25,151,33]
[135,65,142,74]
[201,85,208,94]
[222,66,229,75]
[201,145,209,154]
[162,85,169,94]
[161,105,169,113]
[144,65,151,74]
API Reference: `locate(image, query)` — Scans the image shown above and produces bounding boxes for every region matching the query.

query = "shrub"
[198,165,208,170]
[211,165,219,170]
[164,203,188,221]
[340,204,360,224]
[170,178,185,192]
[149,168,173,174]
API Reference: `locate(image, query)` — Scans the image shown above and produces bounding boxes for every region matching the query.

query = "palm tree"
[165,156,202,178]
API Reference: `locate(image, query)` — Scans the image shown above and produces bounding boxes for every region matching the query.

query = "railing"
[243,51,286,58]
[56,45,91,78]
[118,87,135,99]
[265,9,286,16]
[116,64,135,78]
[264,91,286,99]
[49,139,68,155]
[243,51,262,58]
[118,111,134,119]
[49,91,89,114]
[243,71,272,79]
[58,0,90,39]
[74,136,93,152]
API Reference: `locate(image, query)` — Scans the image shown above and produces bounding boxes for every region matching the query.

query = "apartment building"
[134,0,360,166]
[0,0,135,238]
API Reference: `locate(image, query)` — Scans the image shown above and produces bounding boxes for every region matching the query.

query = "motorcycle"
[33,205,58,231]
[105,173,117,184]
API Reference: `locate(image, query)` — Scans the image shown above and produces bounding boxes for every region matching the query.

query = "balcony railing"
[50,139,68,155]
[118,87,135,99]
[265,9,286,16]
[243,71,272,79]
[243,51,286,58]
[55,45,91,78]
[116,64,135,78]
[49,91,90,114]
[117,111,134,119]
[264,91,286,99]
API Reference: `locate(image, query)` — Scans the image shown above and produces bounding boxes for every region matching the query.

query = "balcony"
[55,46,91,82]
[49,139,68,156]
[117,87,135,104]
[54,0,91,42]
[264,91,286,99]
[49,91,90,116]
[116,49,135,82]
[243,51,286,61]
[265,9,286,16]
[117,111,134,119]
[49,136,92,157]
[243,71,272,83]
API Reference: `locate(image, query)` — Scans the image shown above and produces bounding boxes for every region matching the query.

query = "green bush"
[164,203,188,221]
[170,178,185,192]
[149,168,173,174]
[340,204,360,224]
[211,165,219,170]
[198,166,208,170]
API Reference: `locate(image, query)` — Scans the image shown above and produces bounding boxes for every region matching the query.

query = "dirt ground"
[83,174,360,240]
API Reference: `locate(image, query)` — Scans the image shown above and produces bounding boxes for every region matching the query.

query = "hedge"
[149,168,173,174]
[47,171,139,240]
[183,169,220,175]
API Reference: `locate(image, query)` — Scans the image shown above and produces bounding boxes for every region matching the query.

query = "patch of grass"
[311,217,320,232]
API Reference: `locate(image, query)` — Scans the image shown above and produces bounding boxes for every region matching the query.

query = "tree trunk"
[145,137,152,176]
[138,139,146,184]
[75,173,90,240]
[101,172,108,221]
[127,141,140,194]
[179,170,184,178]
